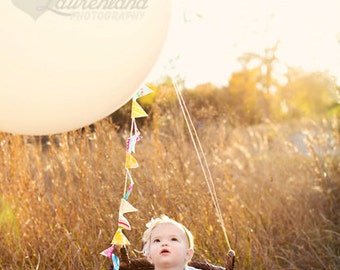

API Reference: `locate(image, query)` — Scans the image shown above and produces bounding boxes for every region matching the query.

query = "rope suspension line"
[172,78,232,252]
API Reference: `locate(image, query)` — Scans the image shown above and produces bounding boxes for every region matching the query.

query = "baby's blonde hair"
[142,215,194,256]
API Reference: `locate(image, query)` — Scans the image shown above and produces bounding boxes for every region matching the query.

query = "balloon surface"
[0,0,171,135]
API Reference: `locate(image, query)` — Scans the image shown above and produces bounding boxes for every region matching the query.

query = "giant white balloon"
[0,0,171,135]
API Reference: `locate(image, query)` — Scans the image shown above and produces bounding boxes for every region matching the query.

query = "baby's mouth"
[160,248,170,254]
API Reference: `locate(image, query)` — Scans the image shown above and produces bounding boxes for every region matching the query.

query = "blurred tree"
[227,67,263,125]
[183,83,225,122]
[236,42,281,120]
[110,47,339,130]
[278,68,337,118]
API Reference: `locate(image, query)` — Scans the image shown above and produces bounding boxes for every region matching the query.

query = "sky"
[147,0,340,88]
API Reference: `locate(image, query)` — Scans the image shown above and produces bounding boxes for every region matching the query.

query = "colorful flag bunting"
[123,182,134,200]
[131,100,148,118]
[125,153,139,169]
[103,85,153,265]
[111,228,130,245]
[118,215,131,230]
[133,85,153,100]
[100,245,115,258]
[126,132,142,153]
[119,198,138,215]
[112,254,120,270]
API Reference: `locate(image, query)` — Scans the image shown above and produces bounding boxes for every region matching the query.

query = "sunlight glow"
[148,0,340,88]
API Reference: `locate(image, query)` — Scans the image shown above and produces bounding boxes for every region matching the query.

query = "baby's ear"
[146,254,153,264]
[185,248,194,262]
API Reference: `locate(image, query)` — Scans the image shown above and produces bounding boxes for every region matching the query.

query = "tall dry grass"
[0,101,339,269]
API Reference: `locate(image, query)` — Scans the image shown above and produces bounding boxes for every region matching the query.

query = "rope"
[172,78,232,252]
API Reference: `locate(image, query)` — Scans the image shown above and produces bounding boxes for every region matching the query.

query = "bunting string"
[100,85,153,270]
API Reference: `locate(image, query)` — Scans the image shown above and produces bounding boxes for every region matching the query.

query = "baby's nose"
[161,241,168,246]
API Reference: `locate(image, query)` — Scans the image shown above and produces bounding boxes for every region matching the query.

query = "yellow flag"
[125,153,139,169]
[111,228,130,245]
[131,100,148,118]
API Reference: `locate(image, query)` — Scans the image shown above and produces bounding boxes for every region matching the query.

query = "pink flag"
[100,245,114,258]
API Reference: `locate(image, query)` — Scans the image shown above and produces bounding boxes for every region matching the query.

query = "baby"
[142,215,199,270]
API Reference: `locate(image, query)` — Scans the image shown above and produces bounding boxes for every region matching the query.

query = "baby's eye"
[153,239,160,243]
[171,237,179,241]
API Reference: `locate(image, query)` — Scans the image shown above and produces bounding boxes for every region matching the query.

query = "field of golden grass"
[0,111,339,269]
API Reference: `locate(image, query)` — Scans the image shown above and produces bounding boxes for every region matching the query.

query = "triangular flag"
[125,153,139,169]
[112,253,120,270]
[118,215,131,230]
[100,245,115,258]
[111,228,130,245]
[119,198,138,215]
[133,85,153,100]
[123,183,134,200]
[126,133,142,153]
[131,101,148,118]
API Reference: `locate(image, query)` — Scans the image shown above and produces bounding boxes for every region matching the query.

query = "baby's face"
[147,222,193,269]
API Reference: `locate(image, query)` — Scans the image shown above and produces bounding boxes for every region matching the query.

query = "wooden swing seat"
[113,247,235,270]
